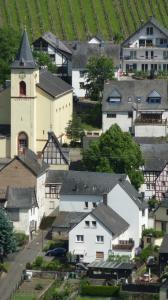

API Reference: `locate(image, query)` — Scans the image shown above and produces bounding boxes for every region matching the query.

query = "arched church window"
[18,132,28,154]
[19,81,26,96]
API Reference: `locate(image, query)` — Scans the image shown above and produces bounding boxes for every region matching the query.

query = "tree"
[0,28,20,84]
[66,114,84,143]
[82,124,144,189]
[85,55,115,101]
[33,51,57,73]
[0,209,16,257]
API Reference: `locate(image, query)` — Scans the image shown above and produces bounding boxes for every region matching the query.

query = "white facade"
[72,69,87,98]
[60,194,102,212]
[12,206,38,236]
[69,213,131,263]
[135,123,168,137]
[107,184,148,248]
[102,111,133,133]
[122,18,168,73]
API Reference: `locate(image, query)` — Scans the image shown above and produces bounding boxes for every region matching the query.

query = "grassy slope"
[0,0,167,41]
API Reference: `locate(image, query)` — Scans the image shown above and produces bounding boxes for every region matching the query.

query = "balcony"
[112,240,134,251]
[135,118,167,125]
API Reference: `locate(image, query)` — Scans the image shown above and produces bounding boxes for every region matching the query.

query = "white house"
[69,202,131,263]
[102,79,168,137]
[5,187,38,236]
[121,16,168,73]
[32,32,72,81]
[71,41,120,98]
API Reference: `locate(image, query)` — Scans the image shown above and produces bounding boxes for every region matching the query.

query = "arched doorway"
[18,132,28,154]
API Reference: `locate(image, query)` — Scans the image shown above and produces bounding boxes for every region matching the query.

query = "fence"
[122,283,160,294]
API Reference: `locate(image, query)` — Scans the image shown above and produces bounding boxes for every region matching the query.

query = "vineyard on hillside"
[0,0,168,41]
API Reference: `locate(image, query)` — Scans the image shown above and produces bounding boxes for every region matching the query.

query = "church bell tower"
[10,30,39,157]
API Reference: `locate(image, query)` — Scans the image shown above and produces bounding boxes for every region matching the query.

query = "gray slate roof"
[140,143,168,171]
[6,187,37,209]
[119,180,147,210]
[59,171,127,195]
[11,30,36,69]
[46,170,67,184]
[122,16,168,47]
[37,70,73,98]
[102,79,168,112]
[52,211,87,229]
[18,149,48,176]
[88,260,134,270]
[91,203,129,238]
[159,234,168,253]
[67,41,120,68]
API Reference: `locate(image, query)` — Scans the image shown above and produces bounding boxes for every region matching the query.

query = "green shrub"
[14,232,28,247]
[34,256,43,267]
[0,263,7,273]
[139,245,154,262]
[35,283,44,290]
[42,260,61,271]
[142,228,164,238]
[81,285,120,297]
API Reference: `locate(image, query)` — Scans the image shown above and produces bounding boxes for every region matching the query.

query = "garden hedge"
[81,284,120,297]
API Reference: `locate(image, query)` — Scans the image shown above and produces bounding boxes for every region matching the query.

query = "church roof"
[37,70,73,98]
[11,30,36,69]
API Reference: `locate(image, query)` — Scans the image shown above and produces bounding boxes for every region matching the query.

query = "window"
[130,51,136,59]
[93,202,97,208]
[162,192,165,198]
[162,181,166,186]
[45,184,60,199]
[18,132,28,154]
[96,236,104,243]
[166,171,168,176]
[166,209,168,216]
[19,81,26,96]
[76,235,84,242]
[146,183,150,190]
[147,237,151,243]
[92,221,96,227]
[85,221,90,227]
[96,251,104,259]
[108,97,121,103]
[146,27,153,35]
[128,112,133,118]
[79,82,85,89]
[84,202,88,209]
[49,201,55,209]
[107,113,116,118]
[142,209,145,217]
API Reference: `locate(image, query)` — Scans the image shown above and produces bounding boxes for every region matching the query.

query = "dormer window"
[146,27,153,35]
[19,81,26,96]
[108,89,121,103]
[147,90,161,103]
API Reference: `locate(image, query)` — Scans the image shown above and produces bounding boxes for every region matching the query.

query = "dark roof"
[18,149,48,176]
[37,70,73,98]
[88,260,134,270]
[11,30,36,69]
[119,180,147,210]
[42,132,69,165]
[159,234,168,253]
[91,203,129,237]
[34,32,72,55]
[140,143,168,171]
[6,187,37,209]
[0,158,11,170]
[52,211,87,229]
[156,199,168,209]
[60,171,127,195]
[46,170,67,184]
[68,41,120,68]
[134,137,168,144]
[122,16,168,47]
[102,79,168,112]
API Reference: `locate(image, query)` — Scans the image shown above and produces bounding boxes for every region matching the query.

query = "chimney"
[103,193,107,205]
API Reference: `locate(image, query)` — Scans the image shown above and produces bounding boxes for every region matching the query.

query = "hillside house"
[102,79,168,137]
[154,199,168,233]
[121,16,168,73]
[69,203,133,263]
[32,32,72,82]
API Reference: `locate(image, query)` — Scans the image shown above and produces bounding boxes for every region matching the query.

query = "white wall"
[102,112,132,133]
[72,69,86,98]
[135,124,167,137]
[107,184,145,248]
[13,206,38,236]
[59,194,102,212]
[36,173,46,223]
[69,214,112,263]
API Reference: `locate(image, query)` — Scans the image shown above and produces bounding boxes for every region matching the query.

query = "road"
[0,231,45,300]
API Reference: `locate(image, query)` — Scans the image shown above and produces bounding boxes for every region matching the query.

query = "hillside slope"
[0,0,167,41]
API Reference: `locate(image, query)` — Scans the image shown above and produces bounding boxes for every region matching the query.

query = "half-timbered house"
[42,132,69,170]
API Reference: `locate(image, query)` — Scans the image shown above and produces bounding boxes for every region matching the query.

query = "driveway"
[0,231,46,300]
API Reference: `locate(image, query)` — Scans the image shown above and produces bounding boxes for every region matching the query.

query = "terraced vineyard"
[0,0,168,41]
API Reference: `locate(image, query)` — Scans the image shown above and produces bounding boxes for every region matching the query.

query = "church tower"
[10,30,39,157]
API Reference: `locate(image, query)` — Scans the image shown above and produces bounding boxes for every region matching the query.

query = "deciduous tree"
[0,209,16,257]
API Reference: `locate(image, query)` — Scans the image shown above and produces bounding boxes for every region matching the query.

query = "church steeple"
[11,30,36,69]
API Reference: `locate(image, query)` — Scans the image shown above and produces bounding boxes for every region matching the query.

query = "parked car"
[45,247,67,257]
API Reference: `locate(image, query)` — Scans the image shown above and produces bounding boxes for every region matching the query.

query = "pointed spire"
[11,30,36,69]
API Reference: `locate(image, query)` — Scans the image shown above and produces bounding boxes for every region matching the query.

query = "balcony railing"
[135,118,167,125]
[112,240,134,251]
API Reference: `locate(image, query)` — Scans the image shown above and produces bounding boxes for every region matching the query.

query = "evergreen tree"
[0,209,16,257]
[83,124,144,189]
[66,114,84,143]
